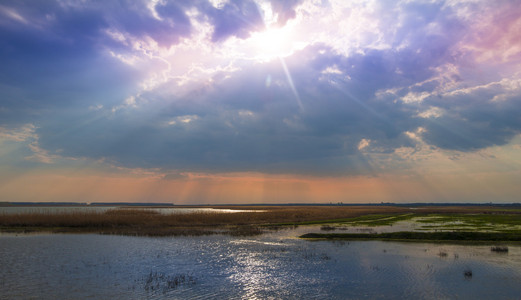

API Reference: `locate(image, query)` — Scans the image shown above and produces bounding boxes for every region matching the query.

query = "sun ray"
[279,57,304,111]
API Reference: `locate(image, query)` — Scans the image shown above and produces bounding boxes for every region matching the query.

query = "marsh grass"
[0,206,409,236]
[336,213,416,226]
[142,271,196,292]
[320,225,337,231]
[491,246,509,252]
[2,206,521,237]
[438,250,448,257]
[414,213,521,233]
[416,213,521,226]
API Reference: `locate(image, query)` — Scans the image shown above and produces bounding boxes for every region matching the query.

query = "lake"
[0,206,262,215]
[1,226,520,299]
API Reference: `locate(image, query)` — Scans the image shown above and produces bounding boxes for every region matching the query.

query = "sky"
[1,0,520,204]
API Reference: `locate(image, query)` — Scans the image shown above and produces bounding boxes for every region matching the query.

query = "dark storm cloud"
[422,83,521,150]
[0,0,193,127]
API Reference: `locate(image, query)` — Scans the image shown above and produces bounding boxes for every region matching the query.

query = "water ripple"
[1,233,521,299]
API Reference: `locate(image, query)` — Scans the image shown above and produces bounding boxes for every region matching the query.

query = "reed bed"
[0,206,405,235]
[490,246,509,252]
[0,206,397,226]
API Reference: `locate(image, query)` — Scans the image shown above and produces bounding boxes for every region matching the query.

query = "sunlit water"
[0,207,262,215]
[1,227,520,299]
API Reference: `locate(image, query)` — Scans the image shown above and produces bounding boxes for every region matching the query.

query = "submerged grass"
[413,213,521,233]
[415,213,521,226]
[334,213,416,226]
[142,271,196,292]
[490,246,509,252]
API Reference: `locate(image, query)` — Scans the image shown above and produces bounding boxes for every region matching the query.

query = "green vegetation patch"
[269,213,416,227]
[339,213,416,226]
[413,213,521,232]
[416,213,521,226]
[272,212,521,231]
[308,213,416,226]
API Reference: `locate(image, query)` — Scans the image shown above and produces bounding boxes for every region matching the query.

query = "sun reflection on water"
[1,229,521,299]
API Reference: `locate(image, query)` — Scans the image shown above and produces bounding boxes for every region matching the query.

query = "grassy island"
[300,231,521,243]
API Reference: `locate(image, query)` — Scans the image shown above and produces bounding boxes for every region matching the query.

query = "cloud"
[0,2,145,126]
[163,173,189,181]
[26,43,426,173]
[204,0,264,41]
[108,0,193,48]
[268,0,304,26]
[0,124,56,163]
[450,0,521,65]
[0,124,36,142]
[1,0,521,178]
[421,78,521,150]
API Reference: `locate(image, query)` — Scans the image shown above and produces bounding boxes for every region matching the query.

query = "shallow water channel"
[1,227,520,299]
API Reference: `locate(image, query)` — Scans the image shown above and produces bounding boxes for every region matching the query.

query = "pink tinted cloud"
[463,3,521,64]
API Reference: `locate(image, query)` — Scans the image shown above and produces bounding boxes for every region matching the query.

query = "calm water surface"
[0,206,260,215]
[1,227,520,299]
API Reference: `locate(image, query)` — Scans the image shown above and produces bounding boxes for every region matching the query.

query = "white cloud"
[0,5,29,24]
[26,141,55,164]
[358,138,371,150]
[0,124,56,163]
[238,110,254,117]
[0,124,36,142]
[89,104,104,111]
[401,91,431,104]
[111,95,139,114]
[417,106,443,119]
[321,66,343,75]
[208,0,230,9]
[165,115,199,126]
[405,127,426,143]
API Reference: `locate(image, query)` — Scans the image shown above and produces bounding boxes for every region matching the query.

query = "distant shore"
[2,201,521,207]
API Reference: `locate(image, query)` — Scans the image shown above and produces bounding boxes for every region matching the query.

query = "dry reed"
[1,205,518,236]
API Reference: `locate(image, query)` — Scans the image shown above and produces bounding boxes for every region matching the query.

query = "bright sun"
[246,26,301,61]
